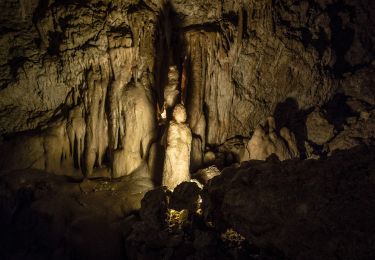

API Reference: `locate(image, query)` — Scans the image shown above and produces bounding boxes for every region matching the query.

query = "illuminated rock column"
[162,104,192,190]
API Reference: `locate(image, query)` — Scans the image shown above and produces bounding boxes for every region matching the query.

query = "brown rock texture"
[0,0,374,176]
[204,145,375,260]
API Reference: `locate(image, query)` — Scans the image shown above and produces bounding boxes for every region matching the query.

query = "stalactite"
[66,106,86,169]
[1,0,354,179]
[43,120,72,175]
[83,64,110,177]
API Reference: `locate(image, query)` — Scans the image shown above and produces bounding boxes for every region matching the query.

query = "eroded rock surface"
[306,108,335,145]
[326,108,375,154]
[1,0,374,175]
[204,146,375,260]
[243,116,299,161]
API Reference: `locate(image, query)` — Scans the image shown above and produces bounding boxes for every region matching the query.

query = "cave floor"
[0,169,152,260]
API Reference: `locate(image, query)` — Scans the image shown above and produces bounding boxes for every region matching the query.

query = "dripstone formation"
[1,0,374,178]
[0,1,375,260]
[162,104,192,190]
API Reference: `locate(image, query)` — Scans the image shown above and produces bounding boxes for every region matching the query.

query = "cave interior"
[0,0,374,259]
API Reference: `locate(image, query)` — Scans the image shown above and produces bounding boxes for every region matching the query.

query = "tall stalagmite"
[0,0,374,177]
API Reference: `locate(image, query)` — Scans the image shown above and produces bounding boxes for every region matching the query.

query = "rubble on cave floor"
[1,145,375,259]
[126,145,375,260]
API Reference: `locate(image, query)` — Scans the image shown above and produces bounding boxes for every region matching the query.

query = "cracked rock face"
[0,0,374,177]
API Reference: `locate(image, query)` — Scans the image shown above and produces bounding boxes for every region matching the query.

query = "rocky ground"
[0,168,153,260]
[1,145,374,260]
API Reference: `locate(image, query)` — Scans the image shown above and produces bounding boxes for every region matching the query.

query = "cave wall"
[0,0,374,177]
[0,0,162,177]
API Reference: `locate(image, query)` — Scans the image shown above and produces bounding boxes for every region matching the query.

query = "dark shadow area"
[150,2,190,185]
[2,145,375,259]
[273,97,312,159]
[323,93,358,131]
[326,2,355,77]
[301,27,330,58]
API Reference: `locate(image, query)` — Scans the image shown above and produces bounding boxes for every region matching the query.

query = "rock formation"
[306,108,335,145]
[162,104,192,190]
[163,66,180,109]
[1,0,373,176]
[243,116,299,161]
[124,146,375,260]
[0,0,160,178]
[326,107,375,154]
[204,145,375,260]
[0,1,374,259]
[193,165,221,185]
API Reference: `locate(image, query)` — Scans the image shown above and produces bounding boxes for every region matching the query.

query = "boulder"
[306,109,335,145]
[204,145,375,260]
[327,108,375,154]
[140,187,172,230]
[193,166,221,185]
[170,182,201,212]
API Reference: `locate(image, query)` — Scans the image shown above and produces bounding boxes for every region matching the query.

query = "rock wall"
[0,0,162,177]
[0,0,374,177]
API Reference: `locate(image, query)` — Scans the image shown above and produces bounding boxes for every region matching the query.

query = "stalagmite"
[246,125,267,160]
[162,104,192,190]
[164,66,180,109]
[245,116,299,161]
[280,127,300,158]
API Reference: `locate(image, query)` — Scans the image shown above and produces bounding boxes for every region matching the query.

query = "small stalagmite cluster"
[242,116,299,162]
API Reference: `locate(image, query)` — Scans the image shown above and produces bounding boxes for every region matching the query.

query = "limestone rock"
[203,151,216,166]
[0,0,159,178]
[193,166,221,185]
[162,105,192,190]
[244,117,299,161]
[306,109,335,145]
[341,66,375,105]
[327,108,375,154]
[140,187,172,230]
[217,137,247,163]
[0,168,153,260]
[0,0,374,174]
[204,145,375,260]
[169,181,201,212]
[164,66,180,109]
